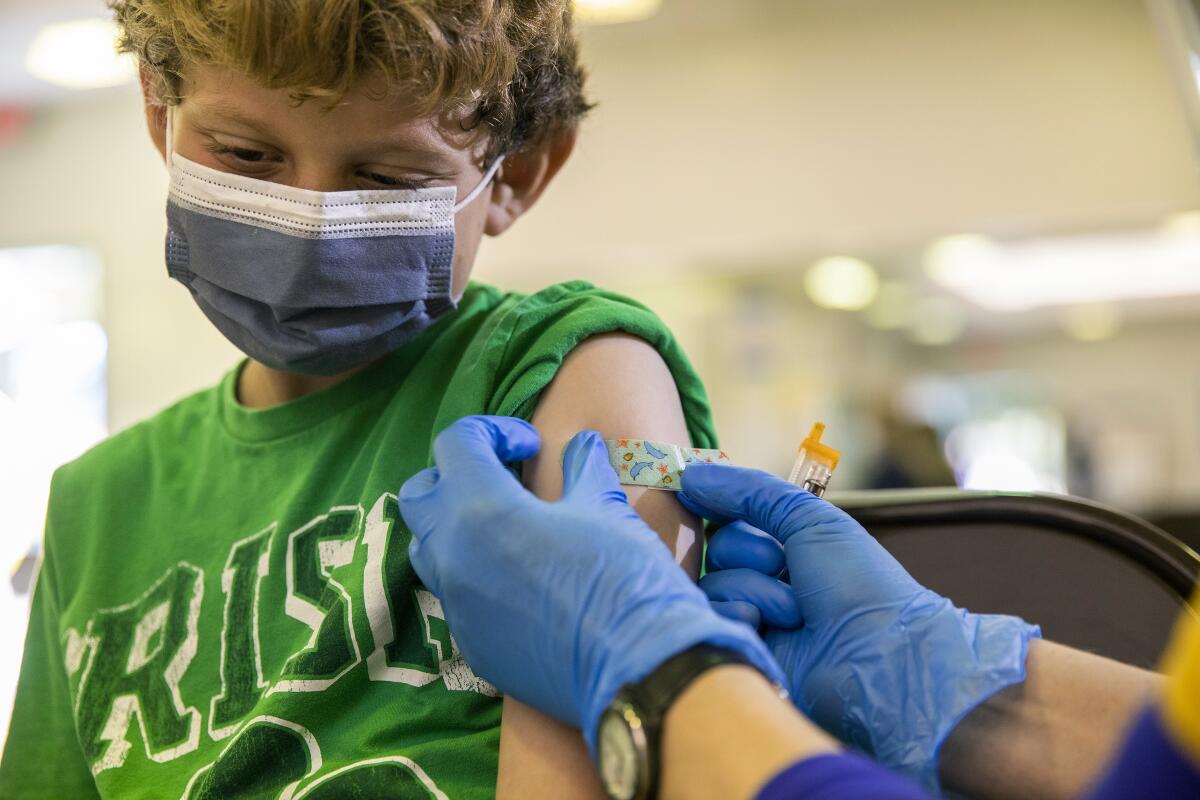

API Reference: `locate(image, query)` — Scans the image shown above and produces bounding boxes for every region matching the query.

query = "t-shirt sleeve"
[473,281,718,448]
[0,483,99,798]
[756,753,931,800]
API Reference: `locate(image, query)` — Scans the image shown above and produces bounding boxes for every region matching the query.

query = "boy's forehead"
[181,63,485,159]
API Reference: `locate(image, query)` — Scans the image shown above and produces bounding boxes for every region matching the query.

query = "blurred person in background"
[865,408,957,490]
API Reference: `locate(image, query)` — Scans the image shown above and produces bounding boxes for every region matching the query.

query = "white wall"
[0,0,1197,466]
[477,0,1200,287]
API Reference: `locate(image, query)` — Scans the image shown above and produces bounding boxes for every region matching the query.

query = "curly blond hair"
[110,0,590,161]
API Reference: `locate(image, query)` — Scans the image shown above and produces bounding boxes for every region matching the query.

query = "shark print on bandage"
[604,439,732,491]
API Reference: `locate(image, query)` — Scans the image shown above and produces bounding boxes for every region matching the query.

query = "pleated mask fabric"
[162,109,501,376]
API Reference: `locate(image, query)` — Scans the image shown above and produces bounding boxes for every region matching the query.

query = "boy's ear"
[140,64,168,162]
[485,127,577,236]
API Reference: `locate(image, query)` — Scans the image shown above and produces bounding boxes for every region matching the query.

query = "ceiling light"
[575,0,663,25]
[863,280,915,330]
[804,256,880,311]
[25,19,135,90]
[925,229,1200,311]
[923,234,998,286]
[1061,303,1121,342]
[907,297,967,346]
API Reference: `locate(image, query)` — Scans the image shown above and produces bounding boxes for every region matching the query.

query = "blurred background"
[2,0,1200,741]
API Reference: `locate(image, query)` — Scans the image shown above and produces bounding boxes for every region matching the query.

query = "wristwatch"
[595,644,752,800]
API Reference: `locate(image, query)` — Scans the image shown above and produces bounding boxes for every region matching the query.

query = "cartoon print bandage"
[605,439,732,491]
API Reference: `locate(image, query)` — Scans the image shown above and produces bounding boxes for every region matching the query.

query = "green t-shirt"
[0,281,717,800]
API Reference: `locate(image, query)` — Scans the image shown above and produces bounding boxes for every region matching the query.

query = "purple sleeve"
[1084,707,1200,799]
[755,753,931,800]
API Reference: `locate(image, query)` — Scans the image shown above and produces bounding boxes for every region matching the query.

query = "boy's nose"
[288,167,352,193]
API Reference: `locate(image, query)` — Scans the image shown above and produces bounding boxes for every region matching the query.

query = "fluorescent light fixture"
[575,0,662,25]
[25,18,135,90]
[925,230,1200,311]
[804,256,879,311]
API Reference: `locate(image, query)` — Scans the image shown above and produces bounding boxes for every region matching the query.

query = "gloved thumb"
[680,463,820,545]
[561,430,630,508]
[400,466,439,504]
[432,415,541,486]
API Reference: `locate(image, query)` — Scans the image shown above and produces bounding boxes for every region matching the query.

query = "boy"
[0,2,715,798]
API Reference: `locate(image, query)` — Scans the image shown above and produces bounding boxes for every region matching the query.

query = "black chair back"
[830,489,1200,669]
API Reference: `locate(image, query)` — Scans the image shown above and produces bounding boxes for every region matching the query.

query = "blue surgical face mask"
[162,108,502,376]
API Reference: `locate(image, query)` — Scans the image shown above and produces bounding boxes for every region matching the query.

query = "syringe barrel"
[787,455,834,496]
[787,422,840,497]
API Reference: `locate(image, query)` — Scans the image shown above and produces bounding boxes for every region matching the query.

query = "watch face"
[598,708,639,800]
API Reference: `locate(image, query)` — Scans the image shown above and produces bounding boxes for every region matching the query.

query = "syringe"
[787,422,841,497]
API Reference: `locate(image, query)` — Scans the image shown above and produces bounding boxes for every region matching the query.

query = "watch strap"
[621,644,754,800]
[627,644,752,724]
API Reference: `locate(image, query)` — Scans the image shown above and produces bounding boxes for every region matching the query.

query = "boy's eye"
[205,141,280,171]
[226,146,267,163]
[359,171,427,190]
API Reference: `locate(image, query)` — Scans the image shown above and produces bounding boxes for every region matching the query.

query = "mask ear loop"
[452,155,505,213]
[164,104,175,168]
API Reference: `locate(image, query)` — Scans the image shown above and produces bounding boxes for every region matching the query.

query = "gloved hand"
[680,464,1041,791]
[399,416,784,754]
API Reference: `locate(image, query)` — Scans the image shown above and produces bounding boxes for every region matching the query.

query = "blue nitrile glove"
[680,464,1041,792]
[398,416,785,755]
[703,519,792,629]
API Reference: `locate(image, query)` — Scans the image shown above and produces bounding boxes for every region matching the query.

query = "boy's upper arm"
[496,332,704,800]
[521,331,703,574]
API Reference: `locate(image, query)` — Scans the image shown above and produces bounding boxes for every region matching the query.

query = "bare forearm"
[497,698,606,799]
[661,666,838,800]
[940,639,1163,800]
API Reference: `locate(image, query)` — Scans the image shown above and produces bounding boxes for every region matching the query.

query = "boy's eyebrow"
[188,101,461,166]
[188,101,276,135]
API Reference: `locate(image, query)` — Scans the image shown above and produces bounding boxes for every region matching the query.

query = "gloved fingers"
[680,463,830,546]
[431,415,541,488]
[705,520,786,576]
[708,599,761,629]
[561,430,632,509]
[699,569,802,629]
